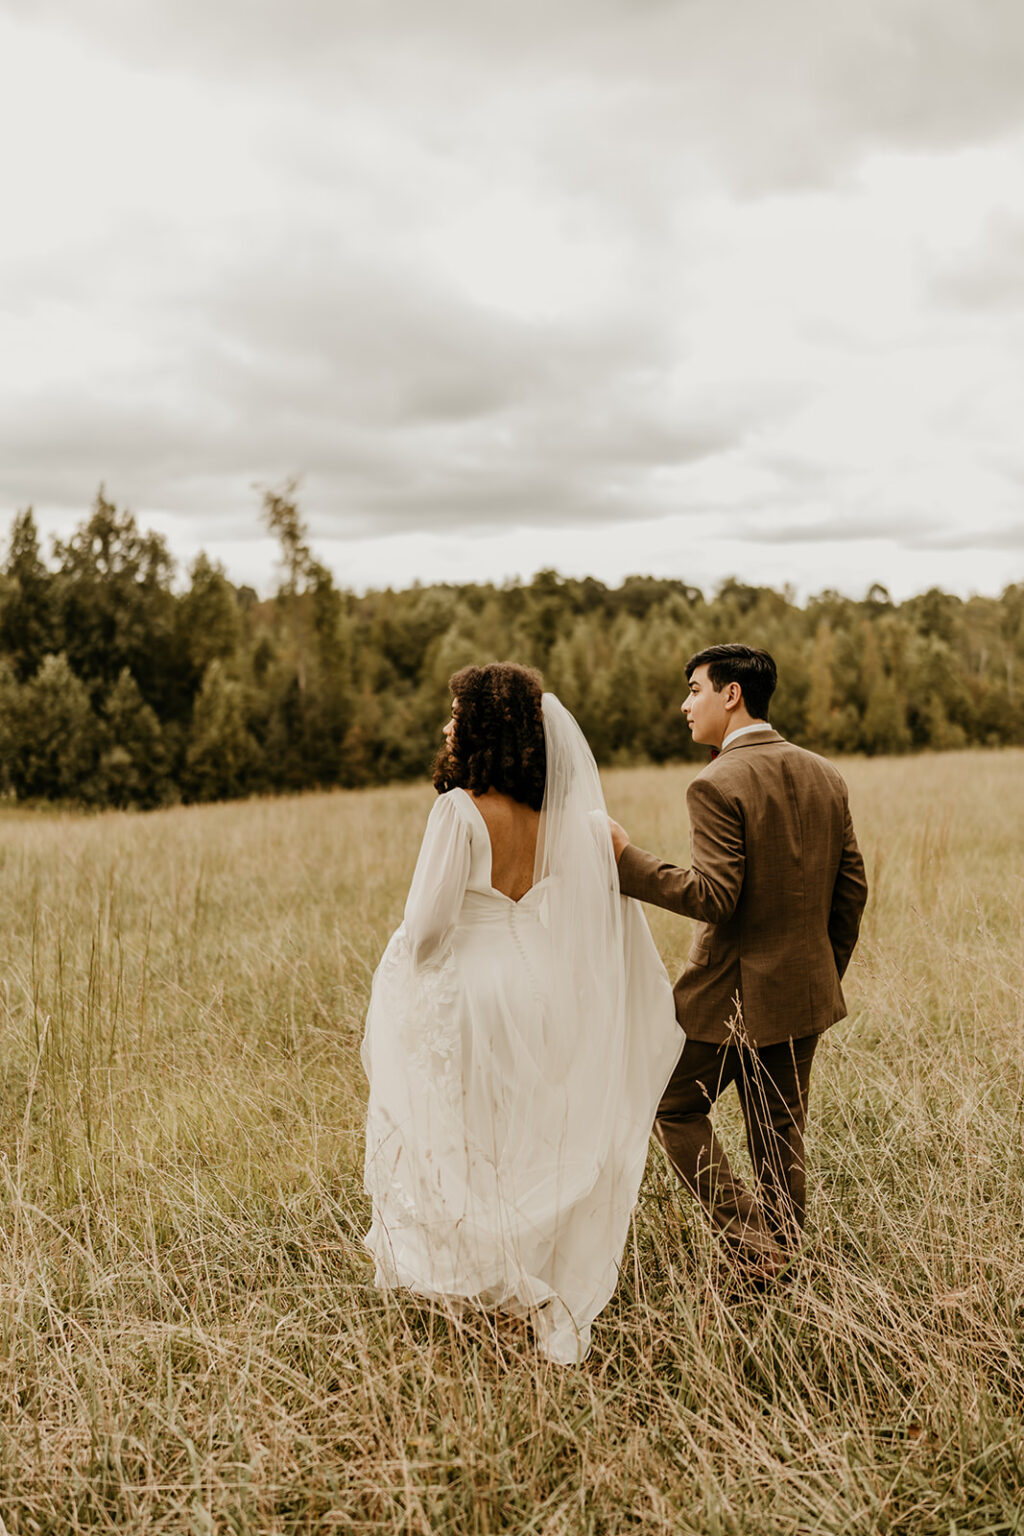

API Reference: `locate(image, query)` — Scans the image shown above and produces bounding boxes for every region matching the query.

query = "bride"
[361,662,682,1363]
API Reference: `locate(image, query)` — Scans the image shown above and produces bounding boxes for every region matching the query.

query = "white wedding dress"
[362,695,682,1363]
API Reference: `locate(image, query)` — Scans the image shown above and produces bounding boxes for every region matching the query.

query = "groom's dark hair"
[686,643,777,721]
[434,662,547,811]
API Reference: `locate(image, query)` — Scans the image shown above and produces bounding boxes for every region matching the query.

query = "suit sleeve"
[828,800,868,978]
[616,774,745,924]
[403,795,472,967]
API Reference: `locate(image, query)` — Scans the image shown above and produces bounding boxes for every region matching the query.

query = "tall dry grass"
[0,752,1021,1533]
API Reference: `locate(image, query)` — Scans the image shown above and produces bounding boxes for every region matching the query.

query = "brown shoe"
[722,1248,795,1299]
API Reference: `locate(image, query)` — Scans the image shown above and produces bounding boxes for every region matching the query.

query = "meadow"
[0,750,1021,1533]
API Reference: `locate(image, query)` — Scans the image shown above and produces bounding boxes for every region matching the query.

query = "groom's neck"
[720,712,767,748]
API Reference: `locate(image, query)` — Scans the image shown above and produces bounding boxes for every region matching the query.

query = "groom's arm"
[614,776,745,925]
[828,799,868,978]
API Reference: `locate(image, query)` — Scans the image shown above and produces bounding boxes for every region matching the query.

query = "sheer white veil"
[531,694,629,1151]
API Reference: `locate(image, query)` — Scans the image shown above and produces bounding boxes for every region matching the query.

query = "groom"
[610,643,868,1282]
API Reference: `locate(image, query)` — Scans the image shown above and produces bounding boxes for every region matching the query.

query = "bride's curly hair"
[433,662,546,811]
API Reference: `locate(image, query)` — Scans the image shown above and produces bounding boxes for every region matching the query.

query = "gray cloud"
[906,521,1024,551]
[931,211,1024,312]
[5,204,786,539]
[21,0,1024,193]
[741,516,918,546]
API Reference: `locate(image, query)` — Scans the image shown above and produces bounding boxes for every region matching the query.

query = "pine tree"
[99,669,173,808]
[179,554,242,681]
[10,654,100,800]
[184,661,259,802]
[1,509,59,682]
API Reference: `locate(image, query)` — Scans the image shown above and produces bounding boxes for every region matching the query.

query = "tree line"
[0,487,1021,809]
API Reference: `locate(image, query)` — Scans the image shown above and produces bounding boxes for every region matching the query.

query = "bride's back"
[471,791,540,903]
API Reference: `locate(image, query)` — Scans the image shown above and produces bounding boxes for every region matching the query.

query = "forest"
[1,487,1021,808]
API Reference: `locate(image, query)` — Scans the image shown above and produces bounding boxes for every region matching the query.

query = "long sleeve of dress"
[403,793,472,967]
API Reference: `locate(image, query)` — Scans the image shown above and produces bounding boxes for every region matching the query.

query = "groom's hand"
[608,818,630,861]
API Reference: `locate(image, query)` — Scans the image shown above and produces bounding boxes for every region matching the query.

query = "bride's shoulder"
[431,787,475,822]
[420,791,477,848]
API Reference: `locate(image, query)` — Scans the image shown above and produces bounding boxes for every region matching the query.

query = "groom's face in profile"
[681,665,732,749]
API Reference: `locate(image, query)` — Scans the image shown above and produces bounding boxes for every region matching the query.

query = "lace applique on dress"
[363,925,465,1238]
[407,943,462,1109]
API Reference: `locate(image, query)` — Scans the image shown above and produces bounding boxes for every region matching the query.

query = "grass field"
[0,750,1022,1533]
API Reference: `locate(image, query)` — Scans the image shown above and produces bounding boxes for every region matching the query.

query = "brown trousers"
[655,1033,819,1263]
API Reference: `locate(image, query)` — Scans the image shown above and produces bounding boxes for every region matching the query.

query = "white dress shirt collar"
[721,720,774,749]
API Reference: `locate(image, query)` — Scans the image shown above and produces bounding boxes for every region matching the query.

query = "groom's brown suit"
[616,728,867,1263]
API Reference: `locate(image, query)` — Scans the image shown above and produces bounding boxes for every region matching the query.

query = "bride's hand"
[607,818,630,861]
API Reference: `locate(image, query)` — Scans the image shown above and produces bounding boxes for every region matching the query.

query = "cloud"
[2,219,776,538]
[20,0,1024,194]
[741,516,925,546]
[762,517,1024,558]
[907,521,1024,551]
[931,209,1024,312]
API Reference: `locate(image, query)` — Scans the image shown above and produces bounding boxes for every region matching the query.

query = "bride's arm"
[403,794,472,966]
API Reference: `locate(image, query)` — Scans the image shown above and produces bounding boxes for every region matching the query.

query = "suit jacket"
[616,729,868,1047]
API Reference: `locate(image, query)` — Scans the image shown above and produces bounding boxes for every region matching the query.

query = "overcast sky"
[2,0,1023,601]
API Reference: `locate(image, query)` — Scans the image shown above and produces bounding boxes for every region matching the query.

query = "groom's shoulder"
[770,741,852,811]
[702,737,848,796]
[779,739,849,790]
